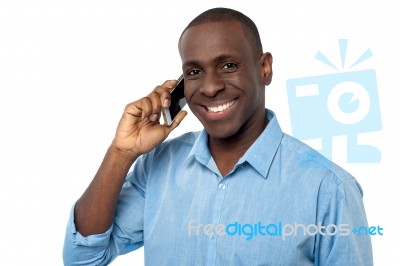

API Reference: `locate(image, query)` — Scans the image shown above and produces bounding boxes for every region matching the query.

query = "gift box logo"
[286,39,382,163]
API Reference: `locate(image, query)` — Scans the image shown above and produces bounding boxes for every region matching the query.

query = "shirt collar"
[185,109,283,179]
[238,109,283,178]
[185,129,210,167]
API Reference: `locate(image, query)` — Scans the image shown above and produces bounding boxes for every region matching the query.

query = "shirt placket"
[205,173,228,266]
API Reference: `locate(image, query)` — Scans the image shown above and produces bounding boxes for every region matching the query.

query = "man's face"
[179,21,271,140]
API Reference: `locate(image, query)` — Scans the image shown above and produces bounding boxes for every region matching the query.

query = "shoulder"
[163,131,200,147]
[127,131,201,181]
[138,131,201,166]
[280,133,355,185]
[153,131,200,156]
[279,134,365,220]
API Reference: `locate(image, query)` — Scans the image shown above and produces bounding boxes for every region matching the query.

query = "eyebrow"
[182,54,238,69]
[213,54,234,64]
[182,60,201,70]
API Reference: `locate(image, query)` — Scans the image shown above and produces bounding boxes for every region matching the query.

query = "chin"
[203,122,240,140]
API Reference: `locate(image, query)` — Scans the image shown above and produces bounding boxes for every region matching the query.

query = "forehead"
[179,21,254,65]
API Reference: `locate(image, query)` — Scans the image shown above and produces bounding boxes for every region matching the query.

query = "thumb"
[164,110,188,135]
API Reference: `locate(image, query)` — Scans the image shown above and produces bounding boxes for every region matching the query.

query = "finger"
[161,79,178,89]
[154,84,172,108]
[147,91,162,122]
[139,97,153,120]
[158,79,178,108]
[165,110,187,134]
[123,101,142,118]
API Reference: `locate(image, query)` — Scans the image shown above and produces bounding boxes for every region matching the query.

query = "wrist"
[108,141,140,164]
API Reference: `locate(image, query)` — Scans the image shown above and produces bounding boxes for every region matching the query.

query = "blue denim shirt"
[63,110,373,265]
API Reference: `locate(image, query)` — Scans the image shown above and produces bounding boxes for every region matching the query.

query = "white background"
[1,0,399,265]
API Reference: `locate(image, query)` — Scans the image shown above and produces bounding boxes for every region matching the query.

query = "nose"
[199,72,225,97]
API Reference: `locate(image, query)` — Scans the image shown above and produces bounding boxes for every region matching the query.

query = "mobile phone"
[162,74,186,126]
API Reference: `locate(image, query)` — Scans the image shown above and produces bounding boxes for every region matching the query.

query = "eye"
[187,69,201,76]
[222,63,237,71]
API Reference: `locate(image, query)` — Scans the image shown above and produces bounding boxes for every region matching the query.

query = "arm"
[63,80,187,263]
[73,145,138,236]
[315,178,373,266]
[75,80,187,236]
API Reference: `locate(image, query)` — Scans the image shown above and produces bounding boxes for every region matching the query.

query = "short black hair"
[180,7,263,58]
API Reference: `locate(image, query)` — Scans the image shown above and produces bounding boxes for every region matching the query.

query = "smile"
[206,99,237,113]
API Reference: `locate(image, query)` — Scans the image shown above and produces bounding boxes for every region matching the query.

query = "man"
[63,8,373,265]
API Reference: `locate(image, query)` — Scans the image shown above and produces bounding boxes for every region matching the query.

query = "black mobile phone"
[162,75,186,125]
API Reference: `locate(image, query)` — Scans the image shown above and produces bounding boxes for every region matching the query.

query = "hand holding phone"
[112,79,187,158]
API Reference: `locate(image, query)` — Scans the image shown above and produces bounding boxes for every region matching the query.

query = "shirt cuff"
[67,203,113,247]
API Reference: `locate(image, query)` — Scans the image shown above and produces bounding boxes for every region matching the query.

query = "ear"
[260,52,273,86]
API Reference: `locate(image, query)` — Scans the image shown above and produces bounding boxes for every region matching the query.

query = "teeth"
[207,100,236,113]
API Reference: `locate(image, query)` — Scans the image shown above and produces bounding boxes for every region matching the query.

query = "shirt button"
[218,183,226,190]
[210,233,216,239]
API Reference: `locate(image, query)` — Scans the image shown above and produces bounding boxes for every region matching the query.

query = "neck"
[210,118,267,154]
[208,109,268,176]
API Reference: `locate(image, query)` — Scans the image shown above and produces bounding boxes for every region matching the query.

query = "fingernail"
[150,114,158,121]
[163,99,170,108]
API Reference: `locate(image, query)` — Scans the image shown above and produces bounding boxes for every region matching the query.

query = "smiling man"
[179,19,271,177]
[63,8,373,265]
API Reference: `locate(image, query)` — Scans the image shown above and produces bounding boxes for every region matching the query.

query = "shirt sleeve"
[315,178,373,266]
[63,154,151,265]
